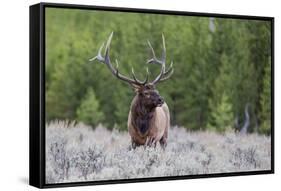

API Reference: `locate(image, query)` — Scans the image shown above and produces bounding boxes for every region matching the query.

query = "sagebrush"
[46,121,271,183]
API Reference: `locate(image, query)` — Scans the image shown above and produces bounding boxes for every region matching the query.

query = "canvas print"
[45,7,272,184]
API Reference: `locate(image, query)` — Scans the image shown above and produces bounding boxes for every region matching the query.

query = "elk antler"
[89,32,149,86]
[147,34,174,84]
[90,32,173,86]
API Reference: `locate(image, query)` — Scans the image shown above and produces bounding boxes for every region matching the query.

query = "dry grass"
[46,121,271,184]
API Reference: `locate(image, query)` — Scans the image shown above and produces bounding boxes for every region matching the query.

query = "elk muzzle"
[157,96,164,107]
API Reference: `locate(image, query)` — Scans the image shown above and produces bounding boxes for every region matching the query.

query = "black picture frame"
[29,2,274,189]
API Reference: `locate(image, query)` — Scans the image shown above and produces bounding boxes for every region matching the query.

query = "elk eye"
[144,92,149,97]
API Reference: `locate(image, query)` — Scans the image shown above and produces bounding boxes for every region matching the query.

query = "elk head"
[89,32,174,109]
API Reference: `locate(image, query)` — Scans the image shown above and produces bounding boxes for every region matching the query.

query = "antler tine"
[104,32,117,75]
[161,34,166,66]
[89,42,105,62]
[131,67,149,85]
[149,34,169,84]
[146,40,164,65]
[163,61,173,76]
[151,66,165,84]
[157,61,174,83]
[147,34,166,65]
[90,32,146,86]
[115,59,121,79]
[160,67,174,82]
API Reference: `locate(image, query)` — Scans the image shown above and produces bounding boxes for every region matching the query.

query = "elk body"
[90,32,174,148]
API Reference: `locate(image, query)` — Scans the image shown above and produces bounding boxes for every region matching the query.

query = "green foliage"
[76,88,104,127]
[259,58,271,134]
[45,8,272,134]
[207,53,234,132]
[208,93,234,132]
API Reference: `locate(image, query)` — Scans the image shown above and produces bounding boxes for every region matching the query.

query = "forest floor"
[46,121,271,184]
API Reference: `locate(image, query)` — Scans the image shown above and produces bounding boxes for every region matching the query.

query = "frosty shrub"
[46,121,271,183]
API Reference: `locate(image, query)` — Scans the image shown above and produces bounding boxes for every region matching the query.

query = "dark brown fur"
[128,84,170,148]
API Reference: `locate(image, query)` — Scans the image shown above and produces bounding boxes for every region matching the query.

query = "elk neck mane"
[131,95,155,135]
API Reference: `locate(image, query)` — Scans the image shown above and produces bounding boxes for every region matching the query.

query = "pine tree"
[76,88,104,127]
[259,58,271,134]
[208,93,234,132]
[207,53,234,132]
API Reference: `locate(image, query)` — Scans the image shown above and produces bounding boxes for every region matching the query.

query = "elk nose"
[158,97,164,104]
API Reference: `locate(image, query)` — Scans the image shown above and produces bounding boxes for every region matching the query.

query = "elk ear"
[131,84,141,93]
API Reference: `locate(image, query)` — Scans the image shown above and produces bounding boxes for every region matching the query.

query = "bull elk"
[90,32,174,148]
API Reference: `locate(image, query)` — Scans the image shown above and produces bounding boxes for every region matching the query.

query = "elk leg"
[160,131,168,149]
[145,137,157,147]
[131,139,140,149]
[145,137,150,147]
[149,137,157,148]
[159,136,167,149]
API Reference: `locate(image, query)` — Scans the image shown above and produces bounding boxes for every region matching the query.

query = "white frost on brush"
[46,121,271,184]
